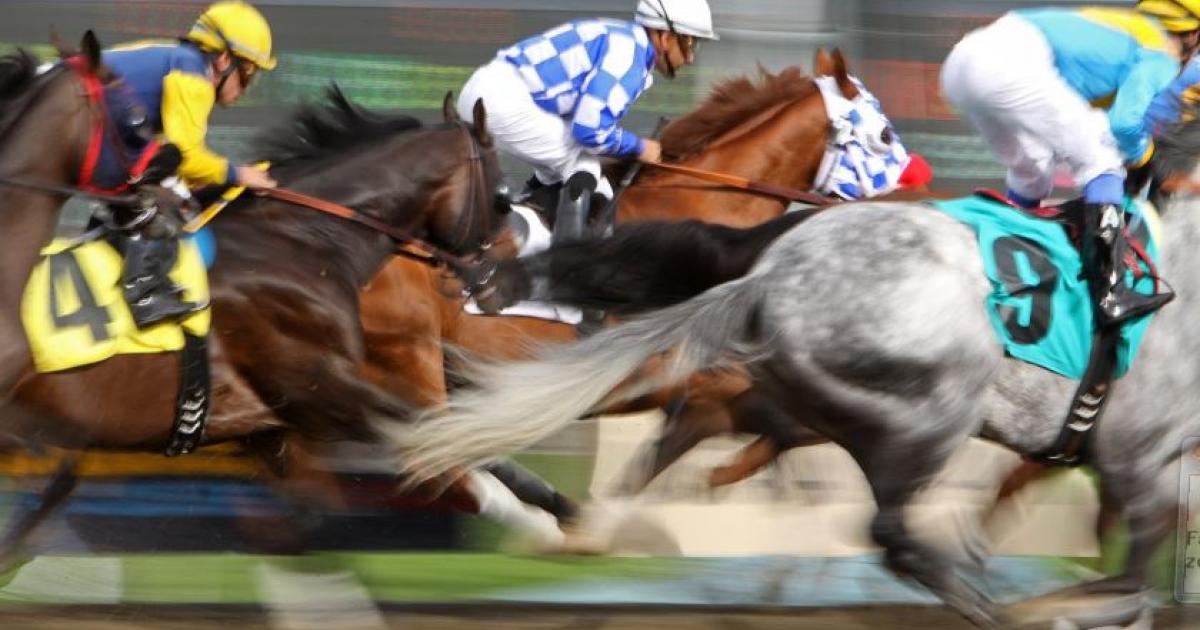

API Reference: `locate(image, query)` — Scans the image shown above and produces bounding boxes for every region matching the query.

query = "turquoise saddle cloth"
[930,195,1161,379]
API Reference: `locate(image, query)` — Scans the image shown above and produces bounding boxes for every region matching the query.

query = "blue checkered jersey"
[499,19,656,157]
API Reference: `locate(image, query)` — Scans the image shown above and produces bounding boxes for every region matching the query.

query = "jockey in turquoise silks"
[101,0,278,327]
[941,2,1200,328]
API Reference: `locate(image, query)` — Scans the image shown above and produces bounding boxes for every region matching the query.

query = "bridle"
[0,56,150,209]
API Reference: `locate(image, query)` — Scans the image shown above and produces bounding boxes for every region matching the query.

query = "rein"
[0,174,141,207]
[645,161,836,207]
[260,187,477,273]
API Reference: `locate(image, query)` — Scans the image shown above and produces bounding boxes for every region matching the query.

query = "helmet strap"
[214,54,237,95]
[652,0,678,36]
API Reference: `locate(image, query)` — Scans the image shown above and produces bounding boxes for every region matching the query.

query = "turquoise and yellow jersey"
[103,41,236,187]
[1015,8,1181,165]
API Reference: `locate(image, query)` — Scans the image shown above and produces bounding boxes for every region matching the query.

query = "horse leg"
[708,436,780,487]
[710,386,830,487]
[1080,467,1176,595]
[482,460,578,526]
[0,455,78,574]
[751,351,997,625]
[613,396,722,495]
[860,437,999,626]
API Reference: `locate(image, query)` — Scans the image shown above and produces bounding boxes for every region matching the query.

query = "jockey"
[102,0,278,327]
[456,0,718,245]
[940,2,1199,327]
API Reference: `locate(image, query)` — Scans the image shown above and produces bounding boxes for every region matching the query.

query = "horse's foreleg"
[708,436,780,487]
[483,460,579,526]
[614,396,723,495]
[0,454,78,574]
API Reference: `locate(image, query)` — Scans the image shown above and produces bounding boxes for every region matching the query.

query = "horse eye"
[880,127,894,145]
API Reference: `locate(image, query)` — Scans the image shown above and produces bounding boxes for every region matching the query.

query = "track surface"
[0,605,1193,629]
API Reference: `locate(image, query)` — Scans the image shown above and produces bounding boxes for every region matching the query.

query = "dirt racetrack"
[0,604,1193,630]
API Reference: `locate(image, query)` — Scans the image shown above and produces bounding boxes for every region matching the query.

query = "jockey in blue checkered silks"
[456,0,718,245]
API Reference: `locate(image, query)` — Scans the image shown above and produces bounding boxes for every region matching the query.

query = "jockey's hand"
[236,165,278,190]
[638,139,662,164]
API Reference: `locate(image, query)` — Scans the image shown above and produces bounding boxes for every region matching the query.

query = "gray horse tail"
[389,273,770,482]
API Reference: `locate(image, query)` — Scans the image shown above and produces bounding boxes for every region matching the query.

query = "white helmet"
[635,0,719,41]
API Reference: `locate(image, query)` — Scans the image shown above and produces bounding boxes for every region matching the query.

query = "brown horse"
[358,49,890,495]
[0,41,516,563]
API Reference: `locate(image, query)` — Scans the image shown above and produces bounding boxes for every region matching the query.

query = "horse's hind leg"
[753,353,998,626]
[0,455,78,575]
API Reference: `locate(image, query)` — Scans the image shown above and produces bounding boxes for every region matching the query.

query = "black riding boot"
[121,236,199,328]
[552,172,597,246]
[1082,203,1173,328]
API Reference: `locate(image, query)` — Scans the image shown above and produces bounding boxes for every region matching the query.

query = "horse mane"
[255,85,427,168]
[0,50,45,139]
[659,65,818,162]
[0,49,38,101]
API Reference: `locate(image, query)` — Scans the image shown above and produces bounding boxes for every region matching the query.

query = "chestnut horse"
[0,43,516,564]
[359,49,898,491]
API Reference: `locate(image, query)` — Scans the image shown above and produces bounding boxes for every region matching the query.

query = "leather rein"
[644,161,837,207]
[260,122,496,276]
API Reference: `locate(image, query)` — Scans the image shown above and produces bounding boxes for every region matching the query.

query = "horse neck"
[229,128,465,289]
[618,92,829,227]
[0,72,88,312]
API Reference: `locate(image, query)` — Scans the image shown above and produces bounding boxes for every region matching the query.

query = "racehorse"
[0,36,520,564]
[392,120,1200,625]
[358,48,908,494]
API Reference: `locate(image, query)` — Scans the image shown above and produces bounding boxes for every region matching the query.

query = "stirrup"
[129,292,204,328]
[1097,284,1174,328]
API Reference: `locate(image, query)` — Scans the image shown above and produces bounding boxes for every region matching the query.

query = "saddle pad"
[22,237,212,373]
[930,196,1161,379]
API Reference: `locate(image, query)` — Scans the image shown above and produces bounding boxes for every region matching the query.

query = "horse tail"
[522,212,810,315]
[391,272,770,481]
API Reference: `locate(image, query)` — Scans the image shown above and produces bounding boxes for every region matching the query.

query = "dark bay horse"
[358,50,898,490]
[0,58,517,560]
[395,119,1200,627]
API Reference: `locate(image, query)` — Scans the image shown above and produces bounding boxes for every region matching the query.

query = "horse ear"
[471,98,492,147]
[443,91,461,125]
[831,48,859,98]
[80,30,102,72]
[813,48,834,77]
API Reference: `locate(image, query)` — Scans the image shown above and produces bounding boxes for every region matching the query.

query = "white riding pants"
[940,13,1124,200]
[457,59,613,198]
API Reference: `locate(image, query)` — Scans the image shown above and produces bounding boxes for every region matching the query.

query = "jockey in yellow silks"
[100,1,278,326]
[941,2,1200,327]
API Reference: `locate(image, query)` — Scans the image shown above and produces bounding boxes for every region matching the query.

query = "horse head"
[631,52,907,225]
[434,90,511,257]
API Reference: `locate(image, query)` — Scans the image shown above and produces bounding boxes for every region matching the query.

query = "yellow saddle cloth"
[21,238,212,373]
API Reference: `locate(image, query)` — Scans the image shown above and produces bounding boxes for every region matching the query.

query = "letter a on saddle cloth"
[21,237,211,373]
[931,194,1163,380]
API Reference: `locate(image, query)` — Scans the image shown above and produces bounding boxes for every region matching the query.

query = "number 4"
[48,253,113,343]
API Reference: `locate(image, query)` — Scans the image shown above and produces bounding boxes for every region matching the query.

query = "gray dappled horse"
[392,139,1200,623]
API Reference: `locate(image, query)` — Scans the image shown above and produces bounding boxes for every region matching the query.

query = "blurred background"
[0,2,1188,629]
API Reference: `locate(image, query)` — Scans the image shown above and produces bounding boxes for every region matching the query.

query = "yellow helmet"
[187,1,276,70]
[1138,0,1200,32]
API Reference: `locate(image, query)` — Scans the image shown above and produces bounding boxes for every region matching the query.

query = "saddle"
[21,227,213,457]
[968,190,1163,465]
